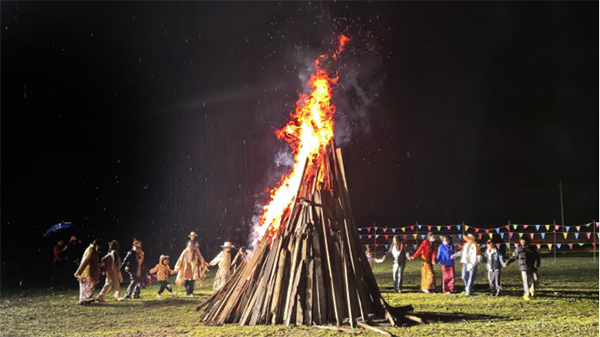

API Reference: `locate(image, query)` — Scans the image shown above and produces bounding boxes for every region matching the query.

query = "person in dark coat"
[51,238,68,290]
[505,236,540,300]
[121,239,145,299]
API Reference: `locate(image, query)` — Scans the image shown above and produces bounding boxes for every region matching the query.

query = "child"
[96,240,123,302]
[435,235,456,294]
[482,240,505,296]
[452,234,481,296]
[209,241,233,291]
[505,236,540,300]
[149,255,177,298]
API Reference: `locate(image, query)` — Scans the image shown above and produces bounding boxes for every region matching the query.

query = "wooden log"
[356,320,393,337]
[311,220,327,325]
[312,324,360,335]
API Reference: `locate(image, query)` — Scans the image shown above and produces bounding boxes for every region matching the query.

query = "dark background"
[2,2,597,287]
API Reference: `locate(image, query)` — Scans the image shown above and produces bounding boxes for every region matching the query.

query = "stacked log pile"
[197,143,417,328]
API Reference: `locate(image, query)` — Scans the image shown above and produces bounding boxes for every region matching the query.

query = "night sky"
[2,2,597,285]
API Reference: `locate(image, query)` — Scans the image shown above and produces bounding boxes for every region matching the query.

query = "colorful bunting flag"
[536,244,541,249]
[456,225,461,231]
[375,244,379,247]
[427,226,431,231]
[413,234,417,239]
[368,235,372,239]
[488,233,493,239]
[568,243,573,250]
[523,225,528,229]
[413,244,418,250]
[574,233,579,239]
[421,234,426,239]
[547,244,552,250]
[586,233,591,239]
[437,226,441,231]
[383,228,387,233]
[541,233,546,239]
[545,225,550,231]
[505,225,510,230]
[576,226,580,232]
[578,243,584,247]
[484,229,488,233]
[392,228,396,234]
[495,228,500,234]
[496,244,500,249]
[458,234,462,240]
[584,222,592,227]
[375,235,380,239]
[509,233,513,239]
[384,244,389,249]
[410,226,414,231]
[529,233,534,240]
[447,226,452,230]
[475,228,480,233]
[418,225,422,229]
[505,243,510,248]
[465,225,469,231]
[518,233,523,238]
[596,222,599,228]
[535,225,540,231]
[500,233,505,239]
[557,244,562,249]
[555,225,560,231]
[594,243,597,248]
[358,228,362,231]
[367,228,371,233]
[477,233,483,240]
[403,234,407,239]
[563,233,568,239]
[401,228,406,232]
[385,235,389,240]
[565,226,570,232]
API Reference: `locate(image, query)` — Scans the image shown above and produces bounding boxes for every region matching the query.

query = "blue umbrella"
[43,222,76,238]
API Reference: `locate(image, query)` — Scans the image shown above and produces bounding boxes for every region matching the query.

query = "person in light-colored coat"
[209,241,233,291]
[452,234,481,296]
[96,240,123,301]
[74,239,103,305]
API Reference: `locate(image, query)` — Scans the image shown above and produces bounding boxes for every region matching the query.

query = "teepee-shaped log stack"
[197,142,414,327]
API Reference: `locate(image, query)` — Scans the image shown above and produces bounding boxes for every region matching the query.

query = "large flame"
[253,35,349,242]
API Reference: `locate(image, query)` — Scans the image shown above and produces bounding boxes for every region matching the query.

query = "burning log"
[198,145,419,329]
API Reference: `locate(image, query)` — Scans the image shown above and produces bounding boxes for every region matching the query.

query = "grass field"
[1,256,598,336]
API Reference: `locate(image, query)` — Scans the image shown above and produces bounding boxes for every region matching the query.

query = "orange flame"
[254,35,349,241]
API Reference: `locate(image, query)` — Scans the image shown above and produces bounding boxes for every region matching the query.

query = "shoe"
[495,290,501,297]
[422,289,430,293]
[444,292,451,295]
[133,296,141,299]
[185,294,194,298]
[117,297,125,301]
[529,288,535,297]
[156,294,162,299]
[95,298,105,302]
[523,295,531,301]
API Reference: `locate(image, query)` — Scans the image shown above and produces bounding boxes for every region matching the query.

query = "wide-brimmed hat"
[221,241,232,248]
[466,234,476,240]
[189,232,197,237]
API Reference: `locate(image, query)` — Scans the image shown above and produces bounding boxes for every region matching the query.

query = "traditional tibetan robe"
[413,240,437,291]
[209,250,232,290]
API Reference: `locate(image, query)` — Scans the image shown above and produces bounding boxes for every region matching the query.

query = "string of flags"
[364,242,597,251]
[358,222,599,234]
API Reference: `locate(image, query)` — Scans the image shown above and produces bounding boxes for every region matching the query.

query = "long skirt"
[79,278,98,303]
[213,267,231,290]
[421,261,436,291]
[97,270,120,300]
[441,265,455,293]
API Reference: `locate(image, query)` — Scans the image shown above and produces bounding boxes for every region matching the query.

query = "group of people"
[52,231,250,305]
[369,232,541,300]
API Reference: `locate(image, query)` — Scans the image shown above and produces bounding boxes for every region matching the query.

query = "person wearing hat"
[409,232,437,293]
[482,239,505,296]
[505,236,540,300]
[209,241,233,291]
[452,233,482,296]
[149,255,177,298]
[187,231,208,270]
[231,246,250,273]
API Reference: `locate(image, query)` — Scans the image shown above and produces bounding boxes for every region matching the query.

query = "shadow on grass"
[417,311,505,323]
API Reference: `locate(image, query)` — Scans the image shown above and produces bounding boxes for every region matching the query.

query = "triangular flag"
[523,225,528,229]
[465,225,469,231]
[413,245,418,250]
[574,233,579,239]
[403,234,407,239]
[384,244,389,249]
[597,233,600,239]
[565,226,570,232]
[421,234,426,239]
[496,244,500,249]
[596,222,599,228]
[505,225,510,230]
[547,244,552,250]
[586,233,591,239]
[478,233,483,240]
[576,226,580,232]
[458,234,462,240]
[584,222,591,227]
[563,233,568,239]
[568,243,573,250]
[410,226,414,231]
[456,225,461,230]
[413,234,417,239]
[437,226,441,231]
[594,243,597,248]
[536,244,541,249]
[555,225,560,231]
[488,233,493,239]
[385,235,389,240]
[485,229,489,233]
[518,233,523,238]
[427,226,431,231]
[401,228,405,232]
[439,235,445,240]
[541,233,546,239]
[375,243,379,247]
[535,225,540,231]
[495,228,500,234]
[358,228,362,231]
[368,235,372,239]
[509,233,514,239]
[529,233,534,240]
[447,226,452,230]
[383,228,387,233]
[365,245,369,248]
[545,225,550,231]
[367,228,371,233]
[578,243,584,247]
[513,224,518,230]
[475,228,480,233]
[375,235,380,239]
[418,225,422,229]
[515,243,520,247]
[392,228,396,234]
[500,233,505,239]
[506,243,510,248]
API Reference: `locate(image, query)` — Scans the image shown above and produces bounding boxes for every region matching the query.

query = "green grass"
[1,256,598,336]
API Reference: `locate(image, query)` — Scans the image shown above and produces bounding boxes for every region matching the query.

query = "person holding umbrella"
[74,238,103,305]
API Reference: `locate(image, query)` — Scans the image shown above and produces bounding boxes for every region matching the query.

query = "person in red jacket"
[409,232,437,293]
